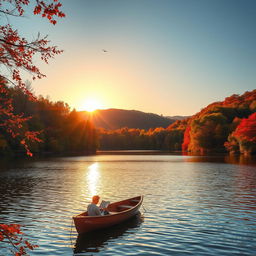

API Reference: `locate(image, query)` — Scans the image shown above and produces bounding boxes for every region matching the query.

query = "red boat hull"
[73,196,143,234]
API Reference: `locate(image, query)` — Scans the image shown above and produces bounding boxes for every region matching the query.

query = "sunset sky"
[13,0,256,116]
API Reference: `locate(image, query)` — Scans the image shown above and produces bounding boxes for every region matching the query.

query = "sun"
[81,99,102,112]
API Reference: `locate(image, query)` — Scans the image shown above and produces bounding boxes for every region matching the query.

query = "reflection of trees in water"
[224,154,256,166]
[74,213,144,254]
[184,154,256,166]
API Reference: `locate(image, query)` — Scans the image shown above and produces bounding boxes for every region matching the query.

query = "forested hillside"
[79,109,175,130]
[1,86,255,156]
[99,90,256,155]
[183,90,256,155]
[0,86,97,156]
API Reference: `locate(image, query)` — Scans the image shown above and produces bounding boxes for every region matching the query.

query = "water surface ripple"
[0,154,255,255]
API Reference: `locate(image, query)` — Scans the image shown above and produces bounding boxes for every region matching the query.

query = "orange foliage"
[0,0,65,156]
[182,125,191,151]
[223,91,256,107]
[0,224,38,255]
[0,0,65,91]
[0,79,42,156]
[225,113,256,154]
[98,90,255,154]
[182,90,256,154]
[233,113,256,143]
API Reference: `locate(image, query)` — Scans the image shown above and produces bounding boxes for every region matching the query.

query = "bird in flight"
[102,49,108,52]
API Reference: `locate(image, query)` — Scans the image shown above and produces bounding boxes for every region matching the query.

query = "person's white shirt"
[87,203,102,216]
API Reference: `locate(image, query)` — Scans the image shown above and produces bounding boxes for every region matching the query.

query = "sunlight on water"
[0,154,255,255]
[87,162,100,198]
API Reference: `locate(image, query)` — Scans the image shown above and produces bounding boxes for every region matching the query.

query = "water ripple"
[0,155,256,255]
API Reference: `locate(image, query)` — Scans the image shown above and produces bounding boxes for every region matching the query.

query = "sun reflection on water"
[87,163,100,198]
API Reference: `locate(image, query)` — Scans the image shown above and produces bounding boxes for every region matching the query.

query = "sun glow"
[81,99,102,112]
[87,163,100,197]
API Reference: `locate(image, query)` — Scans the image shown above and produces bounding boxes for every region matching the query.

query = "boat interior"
[78,196,141,217]
[108,196,141,213]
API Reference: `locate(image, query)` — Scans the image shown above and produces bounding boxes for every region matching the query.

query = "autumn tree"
[225,113,256,155]
[182,90,256,154]
[1,1,65,254]
[98,124,186,151]
[185,113,228,153]
[0,224,38,255]
[0,0,65,155]
[182,125,191,151]
[0,87,99,156]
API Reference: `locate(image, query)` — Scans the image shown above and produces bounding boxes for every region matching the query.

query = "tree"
[0,77,42,156]
[225,113,256,155]
[0,224,38,255]
[181,90,256,154]
[182,125,191,151]
[0,0,65,156]
[1,1,65,254]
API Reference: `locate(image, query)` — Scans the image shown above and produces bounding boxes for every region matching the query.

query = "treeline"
[0,86,98,156]
[99,90,256,155]
[99,121,186,151]
[183,90,256,155]
[1,86,255,156]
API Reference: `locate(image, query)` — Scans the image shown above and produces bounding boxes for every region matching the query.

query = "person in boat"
[87,195,109,216]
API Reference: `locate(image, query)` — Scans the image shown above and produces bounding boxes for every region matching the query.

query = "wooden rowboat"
[73,195,143,234]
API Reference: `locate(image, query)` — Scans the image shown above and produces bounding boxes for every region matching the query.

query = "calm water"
[0,153,256,255]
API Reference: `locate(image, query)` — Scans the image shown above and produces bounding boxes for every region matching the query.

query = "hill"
[98,90,256,155]
[79,109,176,130]
[166,115,190,120]
[183,90,256,154]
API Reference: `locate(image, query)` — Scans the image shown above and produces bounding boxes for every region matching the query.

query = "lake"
[0,153,256,255]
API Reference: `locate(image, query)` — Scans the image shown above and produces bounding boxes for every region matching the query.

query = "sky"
[8,0,256,116]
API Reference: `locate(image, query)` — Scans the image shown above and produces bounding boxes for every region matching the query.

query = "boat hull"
[73,196,143,234]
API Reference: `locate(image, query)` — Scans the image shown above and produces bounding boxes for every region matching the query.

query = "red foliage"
[223,90,256,107]
[0,0,65,156]
[182,125,191,151]
[233,113,256,143]
[167,119,188,131]
[33,0,65,24]
[0,224,38,255]
[0,78,42,156]
[0,22,63,93]
[0,80,29,136]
